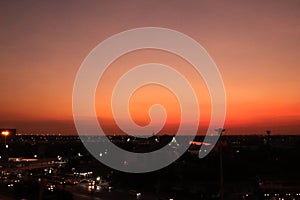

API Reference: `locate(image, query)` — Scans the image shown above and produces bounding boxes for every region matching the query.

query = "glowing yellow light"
[1,131,9,136]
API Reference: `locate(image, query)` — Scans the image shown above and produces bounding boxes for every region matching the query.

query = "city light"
[1,130,10,147]
[1,130,10,136]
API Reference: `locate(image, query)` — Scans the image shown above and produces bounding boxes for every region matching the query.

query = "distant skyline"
[0,1,299,135]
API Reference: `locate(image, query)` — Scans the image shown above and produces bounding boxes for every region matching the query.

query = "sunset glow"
[0,1,299,135]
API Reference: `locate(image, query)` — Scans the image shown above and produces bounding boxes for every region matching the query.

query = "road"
[64,184,158,200]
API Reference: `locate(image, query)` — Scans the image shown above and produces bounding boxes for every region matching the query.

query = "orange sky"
[0,0,299,135]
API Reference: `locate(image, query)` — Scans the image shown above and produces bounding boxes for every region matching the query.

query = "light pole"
[1,130,10,147]
[216,128,226,200]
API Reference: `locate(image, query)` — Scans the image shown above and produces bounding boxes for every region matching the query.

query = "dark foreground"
[1,134,300,200]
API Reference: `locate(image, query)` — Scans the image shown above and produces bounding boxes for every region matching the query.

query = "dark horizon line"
[14,133,300,137]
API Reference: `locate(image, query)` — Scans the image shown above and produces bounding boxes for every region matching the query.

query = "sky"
[0,0,299,135]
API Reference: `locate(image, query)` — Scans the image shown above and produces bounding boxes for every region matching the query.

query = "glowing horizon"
[0,1,299,135]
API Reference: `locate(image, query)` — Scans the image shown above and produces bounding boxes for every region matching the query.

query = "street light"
[1,130,10,147]
[216,128,226,200]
